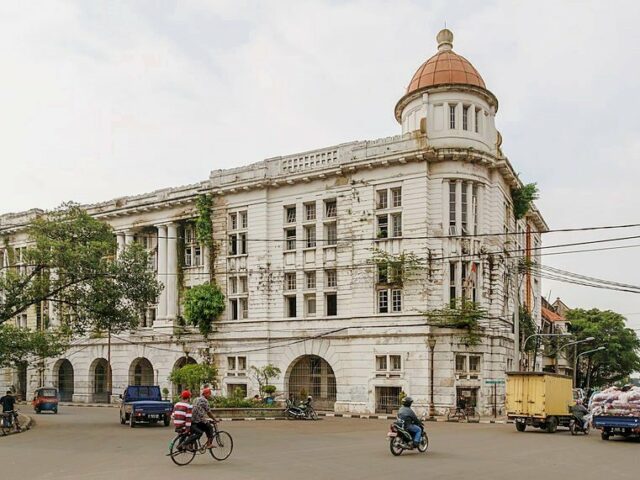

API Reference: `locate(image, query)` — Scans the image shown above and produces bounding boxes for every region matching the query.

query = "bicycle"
[446,406,479,422]
[1,410,22,436]
[167,420,233,466]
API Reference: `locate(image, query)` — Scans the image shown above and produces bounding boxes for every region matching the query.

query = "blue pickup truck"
[593,415,640,440]
[119,385,173,428]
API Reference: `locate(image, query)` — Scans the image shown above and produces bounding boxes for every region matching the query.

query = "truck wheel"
[545,417,558,433]
[516,422,526,432]
[601,432,609,441]
[129,414,135,428]
[164,416,170,427]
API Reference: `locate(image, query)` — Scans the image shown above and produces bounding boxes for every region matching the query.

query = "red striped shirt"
[172,401,192,428]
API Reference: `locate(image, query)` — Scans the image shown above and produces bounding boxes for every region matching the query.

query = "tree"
[0,324,68,368]
[424,300,487,346]
[250,364,281,397]
[182,282,225,336]
[566,308,640,388]
[169,363,218,393]
[0,204,162,333]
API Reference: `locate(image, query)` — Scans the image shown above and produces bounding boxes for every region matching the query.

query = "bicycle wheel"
[169,435,196,466]
[209,431,233,461]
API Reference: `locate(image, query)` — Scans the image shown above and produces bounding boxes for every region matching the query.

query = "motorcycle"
[284,396,318,420]
[387,417,429,456]
[569,416,590,436]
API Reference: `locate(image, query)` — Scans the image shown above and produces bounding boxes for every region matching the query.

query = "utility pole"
[514,274,520,370]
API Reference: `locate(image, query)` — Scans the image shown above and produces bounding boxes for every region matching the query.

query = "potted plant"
[263,385,277,404]
[162,387,170,401]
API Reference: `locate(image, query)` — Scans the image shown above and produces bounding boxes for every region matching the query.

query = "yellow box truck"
[506,372,574,433]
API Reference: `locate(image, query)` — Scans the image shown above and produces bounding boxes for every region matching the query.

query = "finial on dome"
[437,28,454,52]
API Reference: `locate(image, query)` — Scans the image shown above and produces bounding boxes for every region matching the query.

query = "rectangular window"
[305,202,316,221]
[391,213,402,237]
[194,246,202,266]
[469,355,480,372]
[239,298,248,319]
[463,105,469,131]
[390,355,402,371]
[449,182,457,234]
[239,233,247,255]
[377,190,388,209]
[325,200,337,218]
[377,215,388,239]
[472,184,478,235]
[305,294,316,317]
[238,356,247,371]
[326,293,337,316]
[461,183,468,234]
[325,223,337,246]
[455,355,466,372]
[475,108,481,133]
[240,276,248,293]
[240,211,248,229]
[230,277,238,294]
[304,225,316,248]
[285,273,296,291]
[286,296,297,318]
[286,206,296,224]
[391,289,402,312]
[184,246,193,267]
[377,263,388,284]
[378,290,389,313]
[326,270,337,289]
[391,187,402,208]
[376,355,387,371]
[230,299,239,320]
[285,228,296,251]
[450,262,457,306]
[229,234,238,255]
[449,104,456,129]
[229,213,237,231]
[227,356,236,371]
[305,271,316,289]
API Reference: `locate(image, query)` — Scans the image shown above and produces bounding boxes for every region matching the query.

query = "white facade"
[0,30,546,415]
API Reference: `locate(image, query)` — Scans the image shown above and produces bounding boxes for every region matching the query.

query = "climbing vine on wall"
[370,248,421,286]
[511,183,539,220]
[195,194,215,278]
[423,300,488,346]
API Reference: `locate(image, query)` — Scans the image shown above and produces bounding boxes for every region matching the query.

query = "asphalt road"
[1,407,637,480]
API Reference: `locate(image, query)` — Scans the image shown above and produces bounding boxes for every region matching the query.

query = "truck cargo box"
[506,372,573,418]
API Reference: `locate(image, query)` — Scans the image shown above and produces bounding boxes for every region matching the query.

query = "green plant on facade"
[195,194,216,278]
[519,307,537,353]
[370,248,420,287]
[511,183,539,220]
[424,299,487,346]
[182,283,225,336]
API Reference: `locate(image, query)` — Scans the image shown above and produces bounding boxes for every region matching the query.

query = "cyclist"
[397,396,423,448]
[190,387,218,449]
[172,390,193,430]
[0,390,16,428]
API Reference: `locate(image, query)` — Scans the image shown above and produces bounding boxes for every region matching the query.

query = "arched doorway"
[129,358,154,386]
[172,356,197,397]
[55,359,74,402]
[89,358,110,403]
[286,355,337,410]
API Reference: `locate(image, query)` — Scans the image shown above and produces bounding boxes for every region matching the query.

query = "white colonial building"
[0,30,545,415]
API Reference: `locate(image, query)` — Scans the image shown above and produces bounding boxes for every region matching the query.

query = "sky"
[1,0,639,330]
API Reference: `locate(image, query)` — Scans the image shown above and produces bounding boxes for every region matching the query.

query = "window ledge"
[227,254,248,258]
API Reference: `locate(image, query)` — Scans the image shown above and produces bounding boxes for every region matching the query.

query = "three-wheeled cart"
[593,415,640,440]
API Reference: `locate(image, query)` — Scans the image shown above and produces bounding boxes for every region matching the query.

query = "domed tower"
[395,29,499,154]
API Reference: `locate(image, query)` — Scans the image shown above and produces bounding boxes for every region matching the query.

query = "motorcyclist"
[571,399,589,430]
[397,396,423,448]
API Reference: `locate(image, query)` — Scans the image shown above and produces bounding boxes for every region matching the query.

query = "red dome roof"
[406,50,486,93]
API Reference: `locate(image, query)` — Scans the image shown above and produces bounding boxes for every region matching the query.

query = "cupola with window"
[395,29,499,154]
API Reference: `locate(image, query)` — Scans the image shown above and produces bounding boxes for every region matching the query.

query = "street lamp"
[427,335,437,419]
[522,333,572,371]
[556,337,595,386]
[575,346,606,390]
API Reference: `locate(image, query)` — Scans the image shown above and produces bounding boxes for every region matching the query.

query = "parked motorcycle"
[569,417,590,436]
[284,396,318,420]
[387,417,429,456]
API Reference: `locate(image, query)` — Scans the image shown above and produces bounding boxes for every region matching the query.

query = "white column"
[455,180,462,235]
[125,231,134,245]
[466,182,473,236]
[116,233,125,258]
[156,225,167,320]
[166,223,178,320]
